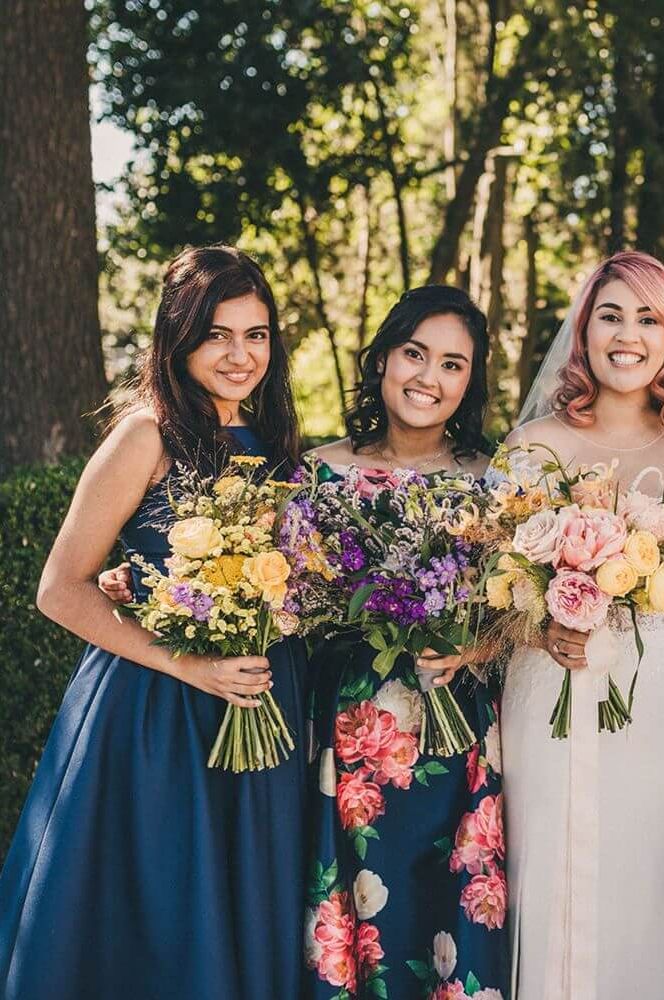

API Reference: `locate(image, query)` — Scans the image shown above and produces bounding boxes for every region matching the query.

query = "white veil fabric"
[516,298,580,427]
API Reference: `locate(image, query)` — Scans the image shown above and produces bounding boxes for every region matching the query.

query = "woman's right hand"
[545,620,588,670]
[171,654,273,706]
[99,562,133,603]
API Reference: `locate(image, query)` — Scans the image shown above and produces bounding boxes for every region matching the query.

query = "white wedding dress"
[499,422,664,1000]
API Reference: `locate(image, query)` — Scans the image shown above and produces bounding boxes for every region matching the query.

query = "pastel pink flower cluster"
[335,700,420,829]
[309,890,384,992]
[449,794,507,931]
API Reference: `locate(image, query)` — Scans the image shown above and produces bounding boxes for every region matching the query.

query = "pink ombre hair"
[554,250,664,426]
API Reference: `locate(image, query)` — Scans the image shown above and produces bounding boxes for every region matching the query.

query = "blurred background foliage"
[90,0,664,440]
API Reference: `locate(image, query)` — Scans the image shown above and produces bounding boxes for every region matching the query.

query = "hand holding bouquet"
[125,456,300,772]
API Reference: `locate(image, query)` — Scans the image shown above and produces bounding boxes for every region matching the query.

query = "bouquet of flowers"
[281,462,496,757]
[485,444,664,737]
[125,456,301,772]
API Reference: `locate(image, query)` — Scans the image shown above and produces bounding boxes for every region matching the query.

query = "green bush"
[0,458,121,859]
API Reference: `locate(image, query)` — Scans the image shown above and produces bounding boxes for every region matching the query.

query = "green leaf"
[372,645,401,679]
[369,978,388,998]
[353,833,368,859]
[348,583,378,621]
[434,836,452,859]
[424,760,449,775]
[321,859,338,889]
[465,971,481,996]
[406,960,431,981]
[359,825,379,840]
[414,765,429,786]
[367,627,388,652]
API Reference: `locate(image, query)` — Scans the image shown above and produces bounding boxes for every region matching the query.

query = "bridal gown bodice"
[495,438,664,999]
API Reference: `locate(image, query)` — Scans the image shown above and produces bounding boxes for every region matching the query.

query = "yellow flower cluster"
[596,530,664,608]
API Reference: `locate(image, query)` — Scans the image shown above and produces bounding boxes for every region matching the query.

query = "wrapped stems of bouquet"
[417,672,477,757]
[549,670,631,740]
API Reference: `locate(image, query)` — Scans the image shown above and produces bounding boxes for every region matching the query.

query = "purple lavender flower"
[171,582,214,622]
[339,530,366,572]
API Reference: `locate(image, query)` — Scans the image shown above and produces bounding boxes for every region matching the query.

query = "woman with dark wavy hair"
[0,245,308,1000]
[304,287,509,1000]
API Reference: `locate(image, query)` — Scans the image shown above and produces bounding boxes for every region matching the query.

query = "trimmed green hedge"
[0,459,122,859]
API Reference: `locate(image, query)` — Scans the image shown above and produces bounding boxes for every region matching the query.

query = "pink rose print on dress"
[449,794,505,876]
[312,891,357,992]
[465,745,488,793]
[430,981,469,999]
[372,731,420,789]
[335,701,398,766]
[337,768,386,830]
[459,870,507,931]
[356,921,384,974]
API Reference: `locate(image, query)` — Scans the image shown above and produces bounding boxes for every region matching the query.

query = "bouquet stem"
[549,671,631,739]
[207,691,294,773]
[419,687,477,758]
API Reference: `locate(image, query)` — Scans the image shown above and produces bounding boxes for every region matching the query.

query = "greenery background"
[1,0,663,855]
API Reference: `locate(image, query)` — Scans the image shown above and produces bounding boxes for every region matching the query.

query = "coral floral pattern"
[305,641,509,1000]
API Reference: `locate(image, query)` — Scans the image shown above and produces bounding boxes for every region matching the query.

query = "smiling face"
[379,313,474,431]
[586,279,664,398]
[185,292,271,419]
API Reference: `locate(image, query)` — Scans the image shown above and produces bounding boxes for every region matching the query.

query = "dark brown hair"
[116,244,299,475]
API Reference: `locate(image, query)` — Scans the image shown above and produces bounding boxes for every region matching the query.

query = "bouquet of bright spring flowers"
[281,462,497,757]
[125,456,301,772]
[485,444,664,738]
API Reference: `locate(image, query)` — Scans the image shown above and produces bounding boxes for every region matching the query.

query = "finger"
[552,623,588,644]
[225,670,272,687]
[223,693,261,708]
[229,677,273,693]
[552,650,587,670]
[433,671,452,687]
[552,639,586,657]
[237,656,270,672]
[417,656,454,671]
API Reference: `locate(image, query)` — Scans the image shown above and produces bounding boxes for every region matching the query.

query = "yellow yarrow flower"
[202,554,247,589]
[232,454,266,467]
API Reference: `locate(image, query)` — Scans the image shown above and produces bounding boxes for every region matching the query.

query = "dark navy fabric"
[0,427,308,1000]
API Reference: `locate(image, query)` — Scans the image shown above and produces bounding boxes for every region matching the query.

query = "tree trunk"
[636,55,664,258]
[0,0,107,475]
[483,156,509,425]
[518,213,539,410]
[373,85,411,291]
[608,50,629,254]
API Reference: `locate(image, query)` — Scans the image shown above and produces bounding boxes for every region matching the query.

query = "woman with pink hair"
[501,251,664,999]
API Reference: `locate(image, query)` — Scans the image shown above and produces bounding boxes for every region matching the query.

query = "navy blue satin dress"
[0,428,308,1000]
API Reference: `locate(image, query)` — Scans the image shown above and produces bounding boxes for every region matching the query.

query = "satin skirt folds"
[502,616,664,1000]
[0,639,308,1000]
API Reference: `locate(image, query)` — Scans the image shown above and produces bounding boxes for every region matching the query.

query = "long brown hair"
[115,244,299,474]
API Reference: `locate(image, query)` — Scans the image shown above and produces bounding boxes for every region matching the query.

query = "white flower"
[484,722,502,775]
[432,930,457,980]
[353,870,389,920]
[304,907,322,968]
[621,490,664,542]
[319,748,337,797]
[474,990,504,1000]
[513,509,560,564]
[372,678,423,734]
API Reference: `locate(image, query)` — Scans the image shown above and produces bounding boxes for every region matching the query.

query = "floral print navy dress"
[304,467,509,1000]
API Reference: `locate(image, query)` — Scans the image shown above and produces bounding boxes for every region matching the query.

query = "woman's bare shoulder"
[305,437,358,464]
[504,414,561,449]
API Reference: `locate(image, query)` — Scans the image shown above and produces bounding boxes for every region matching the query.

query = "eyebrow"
[595,301,652,313]
[209,324,270,333]
[407,338,470,362]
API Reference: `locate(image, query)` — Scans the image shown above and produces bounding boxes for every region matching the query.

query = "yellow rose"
[486,572,514,610]
[243,550,291,608]
[168,517,222,559]
[213,475,245,497]
[596,557,639,597]
[202,554,247,588]
[623,530,661,576]
[647,564,664,612]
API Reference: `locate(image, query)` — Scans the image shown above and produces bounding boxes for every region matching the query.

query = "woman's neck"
[377,422,450,465]
[588,389,661,442]
[214,399,248,428]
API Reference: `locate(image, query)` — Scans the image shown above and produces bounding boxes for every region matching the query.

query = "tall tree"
[0,0,107,475]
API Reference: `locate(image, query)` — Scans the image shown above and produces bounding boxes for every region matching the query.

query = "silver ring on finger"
[552,642,560,654]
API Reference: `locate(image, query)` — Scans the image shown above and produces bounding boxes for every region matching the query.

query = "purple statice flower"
[171,583,214,622]
[339,530,366,572]
[423,588,446,615]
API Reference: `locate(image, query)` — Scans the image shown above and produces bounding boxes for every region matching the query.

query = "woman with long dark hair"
[0,245,308,1000]
[304,286,509,1000]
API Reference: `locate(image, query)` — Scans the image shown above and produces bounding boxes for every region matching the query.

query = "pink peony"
[313,891,357,992]
[355,469,402,500]
[460,870,507,931]
[431,981,470,1000]
[371,731,419,789]
[335,701,398,766]
[337,768,386,830]
[356,922,384,974]
[545,569,611,631]
[554,505,627,572]
[450,793,504,875]
[466,744,488,794]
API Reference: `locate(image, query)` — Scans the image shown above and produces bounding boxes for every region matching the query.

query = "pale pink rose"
[313,891,357,991]
[431,981,469,1000]
[371,731,419,789]
[554,505,627,572]
[620,490,664,542]
[545,569,611,631]
[356,922,384,974]
[460,870,507,931]
[337,768,386,830]
[335,701,398,766]
[512,510,561,564]
[466,745,488,794]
